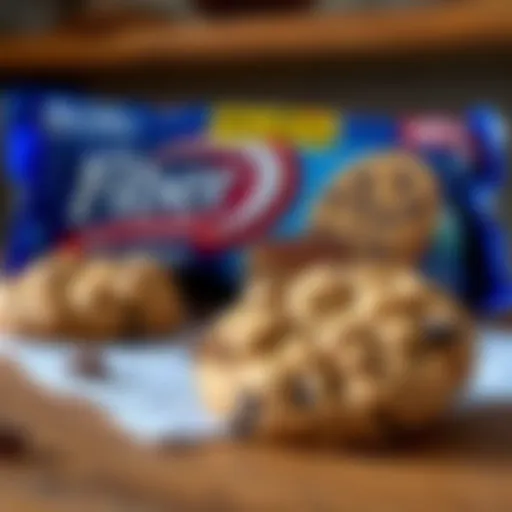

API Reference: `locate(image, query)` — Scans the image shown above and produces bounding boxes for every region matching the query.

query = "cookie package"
[2,89,511,315]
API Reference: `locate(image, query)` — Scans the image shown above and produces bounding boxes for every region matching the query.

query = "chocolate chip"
[230,393,261,439]
[422,318,457,347]
[0,422,29,460]
[288,378,317,409]
[72,346,108,379]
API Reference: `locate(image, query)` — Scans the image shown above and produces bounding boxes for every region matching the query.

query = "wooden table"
[0,361,511,511]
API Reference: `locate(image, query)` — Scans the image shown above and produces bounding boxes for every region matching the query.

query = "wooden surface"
[0,3,512,74]
[1,361,512,511]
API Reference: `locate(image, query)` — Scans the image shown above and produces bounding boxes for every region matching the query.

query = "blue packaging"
[3,90,511,314]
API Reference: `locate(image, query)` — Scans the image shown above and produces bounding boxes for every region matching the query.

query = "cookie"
[0,280,21,334]
[113,257,185,337]
[66,259,126,341]
[311,151,441,263]
[241,276,285,311]
[197,265,474,446]
[11,253,82,338]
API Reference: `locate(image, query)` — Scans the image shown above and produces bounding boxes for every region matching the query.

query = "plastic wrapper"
[2,90,511,314]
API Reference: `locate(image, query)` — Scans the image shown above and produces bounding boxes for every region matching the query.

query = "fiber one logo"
[66,141,298,251]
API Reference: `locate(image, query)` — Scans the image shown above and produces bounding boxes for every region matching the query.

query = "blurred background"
[0,0,511,240]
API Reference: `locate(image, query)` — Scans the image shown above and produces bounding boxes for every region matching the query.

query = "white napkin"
[1,329,511,444]
[0,331,225,444]
[466,329,512,403]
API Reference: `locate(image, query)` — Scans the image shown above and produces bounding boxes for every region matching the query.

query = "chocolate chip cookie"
[196,264,474,446]
[311,152,441,264]
[66,259,126,341]
[9,253,82,338]
[0,280,21,334]
[113,256,185,337]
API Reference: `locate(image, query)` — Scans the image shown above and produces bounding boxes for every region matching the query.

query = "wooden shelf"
[0,3,511,74]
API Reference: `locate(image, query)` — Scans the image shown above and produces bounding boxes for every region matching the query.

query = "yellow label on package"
[211,105,339,149]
